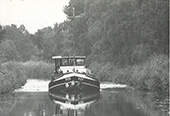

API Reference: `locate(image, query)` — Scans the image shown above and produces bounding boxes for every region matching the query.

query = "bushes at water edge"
[114,54,169,95]
[90,54,168,95]
[0,61,54,94]
[0,62,27,94]
[22,61,54,79]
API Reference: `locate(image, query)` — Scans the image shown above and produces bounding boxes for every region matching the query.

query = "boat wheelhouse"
[48,55,100,94]
[52,56,87,74]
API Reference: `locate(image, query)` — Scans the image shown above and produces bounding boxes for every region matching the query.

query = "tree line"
[0,0,168,67]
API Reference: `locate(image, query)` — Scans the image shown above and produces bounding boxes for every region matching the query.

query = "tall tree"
[0,25,5,43]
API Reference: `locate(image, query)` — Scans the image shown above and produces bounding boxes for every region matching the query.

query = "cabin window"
[60,58,75,66]
[70,59,75,65]
[60,58,85,66]
[60,59,69,66]
[76,59,85,66]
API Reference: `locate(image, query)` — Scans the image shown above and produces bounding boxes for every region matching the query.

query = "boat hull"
[49,73,100,94]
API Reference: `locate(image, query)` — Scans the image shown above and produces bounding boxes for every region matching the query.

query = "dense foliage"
[0,62,27,94]
[0,24,39,62]
[0,0,168,64]
[0,0,168,94]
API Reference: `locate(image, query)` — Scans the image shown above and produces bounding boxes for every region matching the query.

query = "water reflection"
[49,91,100,116]
[1,92,54,116]
[0,89,168,116]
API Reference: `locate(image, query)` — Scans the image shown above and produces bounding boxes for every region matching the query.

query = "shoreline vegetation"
[0,61,54,94]
[0,62,27,94]
[90,54,169,96]
[0,53,168,97]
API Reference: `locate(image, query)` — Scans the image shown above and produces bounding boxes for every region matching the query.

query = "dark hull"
[49,73,100,94]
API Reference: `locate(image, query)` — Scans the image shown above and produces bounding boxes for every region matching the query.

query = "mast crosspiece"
[67,7,83,20]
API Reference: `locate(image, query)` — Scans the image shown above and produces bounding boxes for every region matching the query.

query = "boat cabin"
[52,56,87,74]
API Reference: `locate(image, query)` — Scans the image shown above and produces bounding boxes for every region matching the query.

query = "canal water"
[0,79,168,116]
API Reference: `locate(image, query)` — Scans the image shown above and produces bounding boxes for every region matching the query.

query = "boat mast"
[73,54,75,72]
[67,7,75,19]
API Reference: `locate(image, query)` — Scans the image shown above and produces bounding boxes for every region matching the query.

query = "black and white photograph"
[0,0,169,116]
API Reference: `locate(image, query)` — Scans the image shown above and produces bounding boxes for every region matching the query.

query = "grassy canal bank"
[0,61,54,94]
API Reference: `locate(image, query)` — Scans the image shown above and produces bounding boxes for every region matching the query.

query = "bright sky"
[0,0,69,33]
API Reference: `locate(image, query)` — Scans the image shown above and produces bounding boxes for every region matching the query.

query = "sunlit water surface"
[0,79,168,116]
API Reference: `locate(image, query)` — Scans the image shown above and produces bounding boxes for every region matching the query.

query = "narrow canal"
[0,79,168,116]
